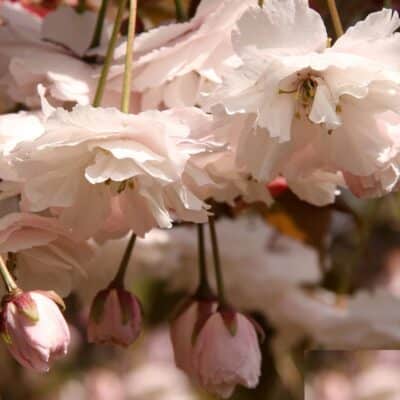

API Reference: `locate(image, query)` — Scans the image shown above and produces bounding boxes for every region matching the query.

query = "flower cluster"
[1,0,400,398]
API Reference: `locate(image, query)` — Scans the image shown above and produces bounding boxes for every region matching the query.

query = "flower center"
[297,77,318,109]
[279,72,341,134]
[279,74,319,119]
[105,178,135,193]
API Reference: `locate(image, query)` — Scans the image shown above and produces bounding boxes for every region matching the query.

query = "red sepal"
[170,297,194,322]
[220,307,238,337]
[191,300,215,345]
[14,293,39,323]
[89,289,109,324]
[117,288,141,325]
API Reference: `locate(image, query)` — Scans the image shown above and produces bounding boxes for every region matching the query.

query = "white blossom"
[210,0,400,201]
[0,3,108,108]
[108,0,256,111]
[13,104,223,238]
[0,212,91,297]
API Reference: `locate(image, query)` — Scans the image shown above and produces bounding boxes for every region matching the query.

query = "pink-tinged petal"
[42,6,106,58]
[233,0,327,61]
[132,0,254,91]
[319,102,398,176]
[170,302,198,377]
[332,9,400,69]
[308,82,341,130]
[343,165,400,199]
[0,212,92,297]
[258,86,296,142]
[286,170,341,206]
[193,312,262,398]
[163,73,202,108]
[36,290,66,310]
[170,299,217,378]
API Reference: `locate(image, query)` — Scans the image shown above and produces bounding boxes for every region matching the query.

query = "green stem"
[110,232,136,287]
[121,0,138,113]
[326,0,344,38]
[93,0,128,107]
[89,0,110,49]
[76,0,86,14]
[196,224,212,297]
[96,0,137,289]
[188,0,201,19]
[174,0,186,22]
[384,0,393,7]
[258,0,264,6]
[0,256,18,293]
[208,216,226,305]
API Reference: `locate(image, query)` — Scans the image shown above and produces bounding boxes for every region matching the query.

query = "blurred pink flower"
[87,287,142,347]
[85,369,125,400]
[310,372,353,400]
[354,364,400,399]
[0,290,70,372]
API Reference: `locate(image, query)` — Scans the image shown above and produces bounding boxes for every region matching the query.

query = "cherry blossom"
[210,0,400,201]
[0,2,109,108]
[108,0,257,111]
[13,104,223,238]
[0,212,91,297]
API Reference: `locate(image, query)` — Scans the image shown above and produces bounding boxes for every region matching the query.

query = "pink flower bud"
[0,290,70,372]
[87,288,142,347]
[192,311,262,398]
[170,299,216,378]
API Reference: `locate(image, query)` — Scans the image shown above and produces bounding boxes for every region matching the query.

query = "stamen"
[278,88,298,95]
[104,178,136,192]
[279,73,340,136]
[117,181,127,193]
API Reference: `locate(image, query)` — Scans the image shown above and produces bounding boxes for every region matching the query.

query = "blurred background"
[306,350,400,400]
[2,0,400,399]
